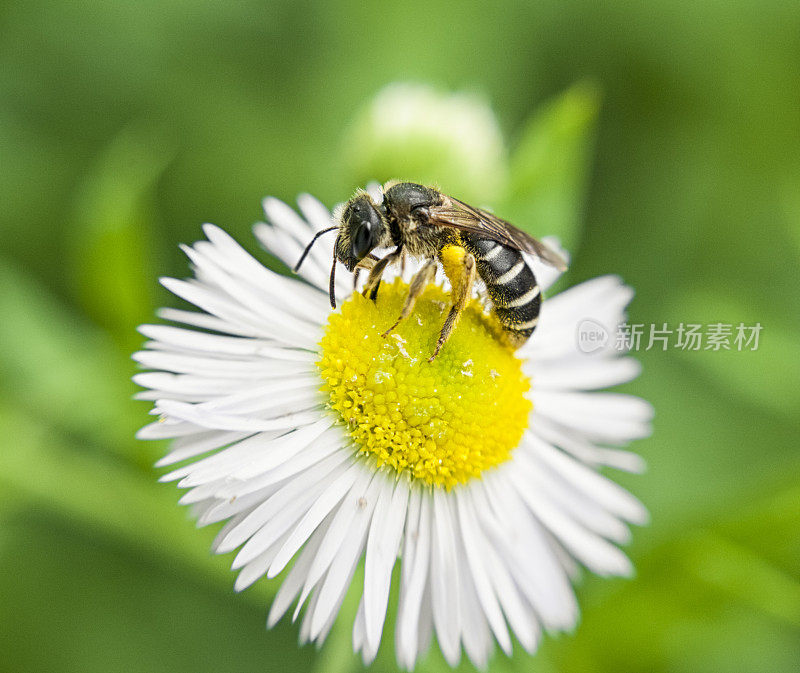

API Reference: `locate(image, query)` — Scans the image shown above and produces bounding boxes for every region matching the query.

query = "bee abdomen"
[468,237,541,343]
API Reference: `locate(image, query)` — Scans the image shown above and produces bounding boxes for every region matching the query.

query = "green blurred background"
[1,1,799,672]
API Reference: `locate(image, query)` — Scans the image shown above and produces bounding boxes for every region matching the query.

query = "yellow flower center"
[316,279,532,489]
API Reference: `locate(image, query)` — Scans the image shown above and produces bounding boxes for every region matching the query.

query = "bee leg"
[353,254,379,290]
[429,252,476,362]
[381,259,437,338]
[362,247,402,301]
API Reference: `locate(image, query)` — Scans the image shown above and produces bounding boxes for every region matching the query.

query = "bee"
[294,181,568,361]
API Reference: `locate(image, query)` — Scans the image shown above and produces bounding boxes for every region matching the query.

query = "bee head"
[335,194,387,272]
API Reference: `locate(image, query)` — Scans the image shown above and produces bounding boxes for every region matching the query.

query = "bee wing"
[428,196,569,271]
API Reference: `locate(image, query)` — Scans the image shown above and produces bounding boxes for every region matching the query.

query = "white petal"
[476,477,578,630]
[162,429,284,484]
[263,196,316,244]
[133,349,311,379]
[138,324,315,360]
[525,275,633,361]
[177,478,232,505]
[307,473,383,640]
[234,528,292,592]
[231,476,333,569]
[454,489,512,655]
[157,307,261,337]
[170,377,320,418]
[363,477,409,653]
[137,418,207,440]
[255,222,325,287]
[212,428,347,499]
[192,246,326,330]
[199,224,329,322]
[154,429,249,467]
[267,516,331,628]
[415,586,434,666]
[299,587,321,643]
[200,481,284,527]
[160,277,279,338]
[506,465,633,576]
[430,489,462,666]
[352,597,366,655]
[154,398,321,434]
[474,519,541,652]
[527,356,642,391]
[296,193,335,231]
[531,390,653,444]
[525,435,649,525]
[164,416,332,486]
[268,461,364,578]
[532,416,647,473]
[510,450,632,543]
[395,487,431,669]
[297,468,376,607]
[216,451,350,555]
[258,197,353,300]
[457,544,492,670]
[211,507,259,552]
[161,275,318,347]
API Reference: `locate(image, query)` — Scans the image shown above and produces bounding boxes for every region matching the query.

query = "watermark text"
[577,321,762,353]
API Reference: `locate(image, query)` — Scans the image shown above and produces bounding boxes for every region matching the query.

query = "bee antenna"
[294,226,338,272]
[329,249,337,309]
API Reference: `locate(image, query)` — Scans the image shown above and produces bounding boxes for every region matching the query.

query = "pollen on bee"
[316,279,532,489]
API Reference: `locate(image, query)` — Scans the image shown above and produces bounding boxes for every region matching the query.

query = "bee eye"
[352,223,372,258]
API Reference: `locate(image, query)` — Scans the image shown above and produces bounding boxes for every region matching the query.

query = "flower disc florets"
[317,279,532,488]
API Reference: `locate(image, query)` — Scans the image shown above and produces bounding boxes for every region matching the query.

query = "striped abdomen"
[465,235,541,344]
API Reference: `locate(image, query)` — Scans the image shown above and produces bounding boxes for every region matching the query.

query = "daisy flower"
[134,189,652,670]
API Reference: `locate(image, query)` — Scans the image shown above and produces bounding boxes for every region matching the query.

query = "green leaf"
[684,532,800,628]
[0,400,277,609]
[70,122,173,351]
[779,175,800,262]
[670,288,799,421]
[500,82,601,250]
[0,259,149,464]
[0,511,309,673]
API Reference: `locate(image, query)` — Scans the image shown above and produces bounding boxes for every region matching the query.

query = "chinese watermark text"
[577,321,762,353]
